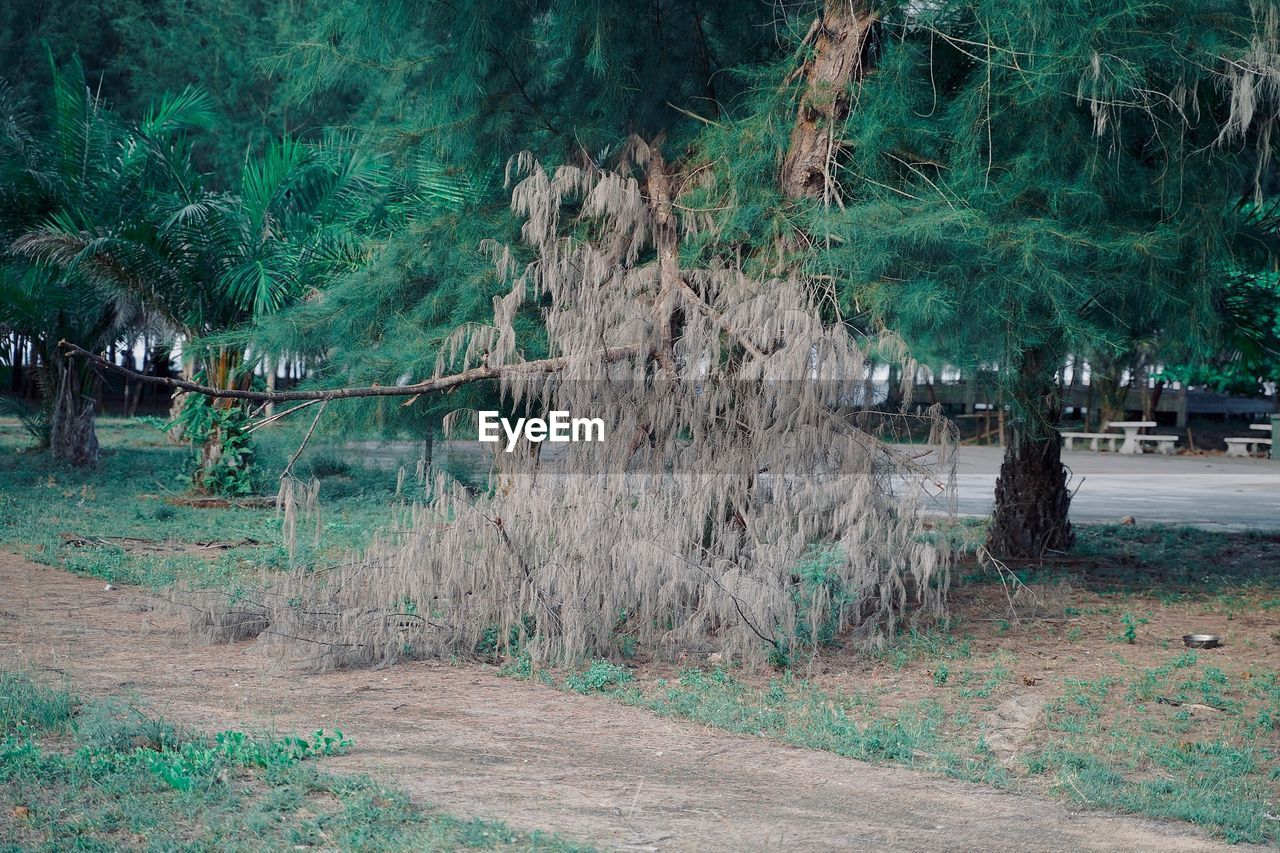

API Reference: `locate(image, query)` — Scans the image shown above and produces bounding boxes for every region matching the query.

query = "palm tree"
[18,115,388,486]
[0,58,211,466]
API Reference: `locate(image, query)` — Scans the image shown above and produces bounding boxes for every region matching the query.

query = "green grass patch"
[528,630,1279,845]
[1068,525,1280,592]
[1026,659,1279,844]
[0,671,587,851]
[0,417,411,589]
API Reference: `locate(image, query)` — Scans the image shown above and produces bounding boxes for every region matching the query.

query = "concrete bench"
[1061,432,1118,452]
[1225,436,1274,457]
[1136,434,1179,454]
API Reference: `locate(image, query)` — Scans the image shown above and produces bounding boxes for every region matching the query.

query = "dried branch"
[61,340,641,404]
[280,400,328,480]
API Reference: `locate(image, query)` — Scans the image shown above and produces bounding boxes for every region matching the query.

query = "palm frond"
[140,86,215,137]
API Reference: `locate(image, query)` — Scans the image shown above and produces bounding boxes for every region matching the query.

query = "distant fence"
[914,381,1275,427]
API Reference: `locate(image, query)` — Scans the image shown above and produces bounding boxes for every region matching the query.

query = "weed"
[564,661,633,693]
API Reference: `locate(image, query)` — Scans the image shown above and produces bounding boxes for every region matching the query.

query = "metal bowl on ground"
[1183,633,1221,649]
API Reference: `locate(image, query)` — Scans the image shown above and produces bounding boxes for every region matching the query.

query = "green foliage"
[273,1,782,165]
[563,661,633,694]
[828,2,1280,422]
[172,395,260,497]
[0,55,213,463]
[788,545,854,650]
[0,393,49,448]
[1113,612,1149,645]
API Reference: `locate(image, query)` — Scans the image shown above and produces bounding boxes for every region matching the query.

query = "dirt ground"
[0,553,1265,852]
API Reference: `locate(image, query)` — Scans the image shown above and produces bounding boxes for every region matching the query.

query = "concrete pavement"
[938,445,1280,530]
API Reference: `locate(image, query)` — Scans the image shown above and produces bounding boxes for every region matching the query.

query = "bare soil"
[0,553,1265,851]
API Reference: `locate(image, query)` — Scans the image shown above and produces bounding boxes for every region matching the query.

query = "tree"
[0,58,211,465]
[0,0,340,182]
[802,1,1280,556]
[21,130,386,489]
[125,143,949,668]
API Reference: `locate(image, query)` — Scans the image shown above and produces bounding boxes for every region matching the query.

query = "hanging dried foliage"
[180,140,955,671]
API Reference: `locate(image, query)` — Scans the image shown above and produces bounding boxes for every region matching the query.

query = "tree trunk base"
[987,430,1072,558]
[50,362,99,468]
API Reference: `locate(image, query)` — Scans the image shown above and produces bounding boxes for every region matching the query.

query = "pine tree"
[802,0,1280,555]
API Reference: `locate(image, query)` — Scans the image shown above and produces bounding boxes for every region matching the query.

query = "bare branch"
[60,340,641,404]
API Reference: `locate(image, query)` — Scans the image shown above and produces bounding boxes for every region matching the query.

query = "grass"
[0,417,414,590]
[525,597,1280,845]
[0,670,587,852]
[1025,659,1280,844]
[521,521,1280,842]
[528,649,1279,844]
[1056,524,1280,592]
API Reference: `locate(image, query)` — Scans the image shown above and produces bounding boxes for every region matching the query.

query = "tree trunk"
[48,357,99,468]
[11,333,26,394]
[987,348,1072,557]
[264,354,277,417]
[1146,378,1165,422]
[780,1,876,202]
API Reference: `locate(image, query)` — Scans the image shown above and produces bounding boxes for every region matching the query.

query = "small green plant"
[172,394,259,497]
[1121,613,1138,643]
[564,660,633,693]
[786,545,853,653]
[1113,612,1148,644]
[933,664,950,686]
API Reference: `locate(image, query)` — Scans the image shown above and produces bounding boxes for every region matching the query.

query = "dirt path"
[0,553,1259,852]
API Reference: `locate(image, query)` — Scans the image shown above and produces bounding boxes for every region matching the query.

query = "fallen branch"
[1156,697,1225,713]
[164,495,277,509]
[61,340,641,404]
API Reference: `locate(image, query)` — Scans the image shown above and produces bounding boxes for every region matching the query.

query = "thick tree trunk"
[48,357,99,468]
[987,349,1072,557]
[780,0,876,201]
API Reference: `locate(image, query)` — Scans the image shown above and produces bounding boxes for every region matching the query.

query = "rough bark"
[48,358,99,468]
[645,142,685,374]
[987,349,1073,557]
[780,0,876,201]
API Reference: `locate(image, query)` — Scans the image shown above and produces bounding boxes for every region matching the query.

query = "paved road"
[347,439,1280,531]
[939,446,1280,530]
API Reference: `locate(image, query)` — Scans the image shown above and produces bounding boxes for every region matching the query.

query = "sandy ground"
[0,553,1264,852]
